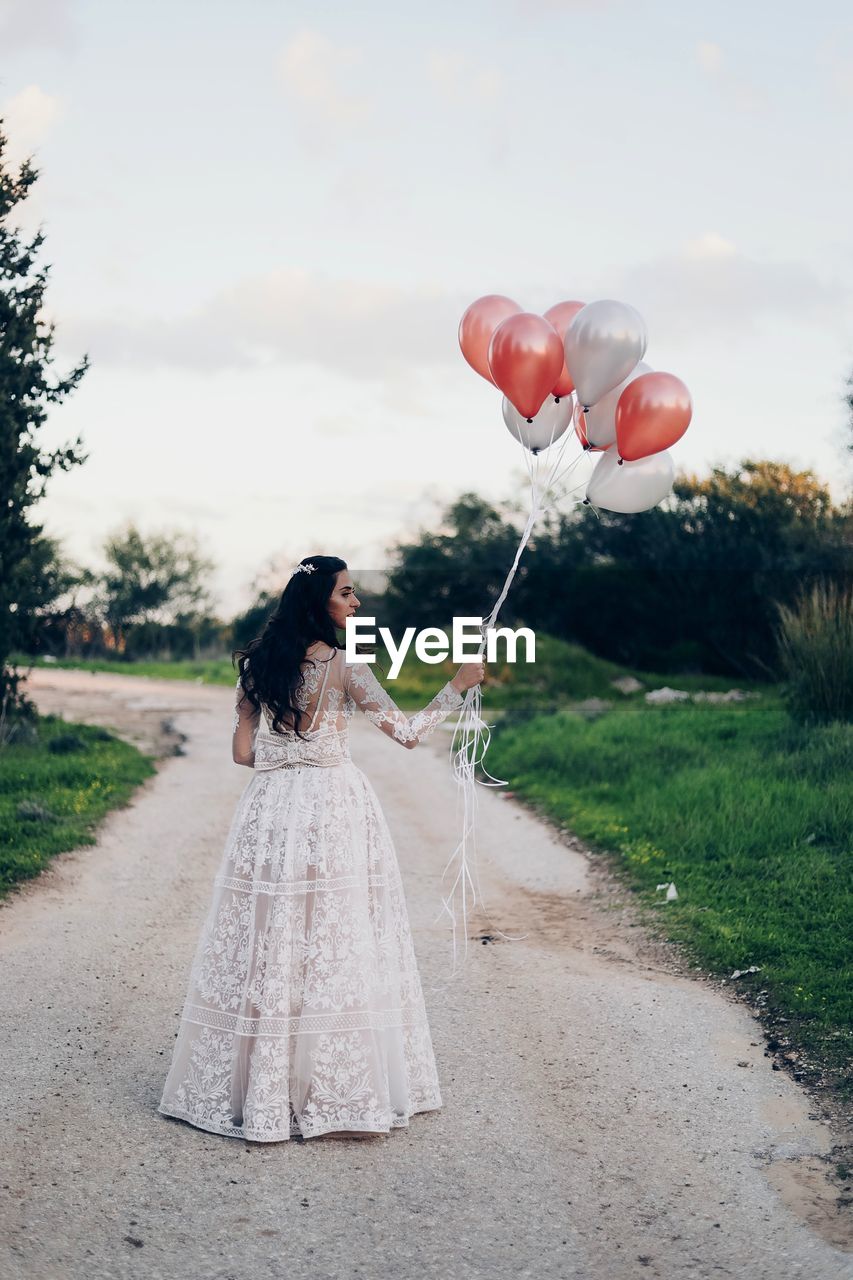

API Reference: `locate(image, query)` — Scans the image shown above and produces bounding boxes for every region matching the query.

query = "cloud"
[683,232,736,259]
[62,270,469,376]
[815,33,853,103]
[695,39,767,111]
[278,29,373,138]
[696,41,723,75]
[426,51,504,107]
[63,235,846,377]
[0,0,77,51]
[613,233,844,336]
[1,85,64,164]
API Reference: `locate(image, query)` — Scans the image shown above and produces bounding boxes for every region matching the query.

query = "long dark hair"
[232,555,347,739]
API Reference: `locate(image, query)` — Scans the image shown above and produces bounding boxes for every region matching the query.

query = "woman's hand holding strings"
[451,661,486,696]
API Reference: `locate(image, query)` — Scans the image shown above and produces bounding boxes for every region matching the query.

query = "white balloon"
[564,299,648,409]
[583,361,653,449]
[585,447,674,513]
[502,394,572,452]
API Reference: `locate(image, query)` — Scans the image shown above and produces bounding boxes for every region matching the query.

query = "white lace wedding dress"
[157,644,464,1142]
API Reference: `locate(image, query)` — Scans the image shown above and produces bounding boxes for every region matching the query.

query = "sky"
[2,0,852,616]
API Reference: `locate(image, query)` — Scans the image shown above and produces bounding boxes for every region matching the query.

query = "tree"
[93,523,216,654]
[21,540,101,658]
[10,531,89,650]
[533,459,849,675]
[842,363,853,506]
[383,461,849,677]
[0,120,89,719]
[383,492,530,633]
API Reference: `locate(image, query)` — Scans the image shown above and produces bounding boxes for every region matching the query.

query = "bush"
[0,716,39,747]
[47,732,86,755]
[775,580,853,725]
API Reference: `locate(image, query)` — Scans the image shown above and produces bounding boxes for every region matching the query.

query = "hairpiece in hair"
[290,562,316,579]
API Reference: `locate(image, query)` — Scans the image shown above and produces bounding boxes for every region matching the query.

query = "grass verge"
[487,694,853,1104]
[0,715,156,898]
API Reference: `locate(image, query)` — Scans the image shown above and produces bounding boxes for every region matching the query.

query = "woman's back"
[256,644,465,749]
[265,641,343,737]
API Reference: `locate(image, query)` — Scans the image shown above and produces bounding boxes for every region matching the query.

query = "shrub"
[775,581,853,725]
[47,732,86,754]
[0,717,39,747]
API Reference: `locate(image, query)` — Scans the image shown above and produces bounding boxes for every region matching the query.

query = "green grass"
[487,694,853,1092]
[349,630,766,708]
[0,715,156,897]
[9,652,238,685]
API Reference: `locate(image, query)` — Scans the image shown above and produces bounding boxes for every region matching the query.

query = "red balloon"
[487,313,564,420]
[544,300,586,397]
[573,399,605,452]
[615,372,693,461]
[459,294,522,385]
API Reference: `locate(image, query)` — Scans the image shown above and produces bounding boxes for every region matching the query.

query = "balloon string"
[430,393,597,983]
[430,473,549,984]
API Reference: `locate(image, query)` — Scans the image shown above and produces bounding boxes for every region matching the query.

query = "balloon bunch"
[431,293,693,977]
[459,293,693,513]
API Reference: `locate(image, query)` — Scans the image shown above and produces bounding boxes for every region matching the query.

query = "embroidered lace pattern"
[158,646,464,1141]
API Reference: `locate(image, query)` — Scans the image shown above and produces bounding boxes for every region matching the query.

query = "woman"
[157,555,484,1142]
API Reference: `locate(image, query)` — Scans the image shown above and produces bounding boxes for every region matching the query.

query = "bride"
[157,555,484,1142]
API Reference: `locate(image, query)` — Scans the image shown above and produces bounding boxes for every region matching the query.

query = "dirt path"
[0,669,850,1280]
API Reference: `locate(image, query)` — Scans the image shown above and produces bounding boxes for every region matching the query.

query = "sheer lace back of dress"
[254,644,464,749]
[262,643,342,738]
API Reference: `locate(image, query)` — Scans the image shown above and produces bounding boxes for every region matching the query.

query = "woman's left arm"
[232,676,261,766]
[344,660,464,748]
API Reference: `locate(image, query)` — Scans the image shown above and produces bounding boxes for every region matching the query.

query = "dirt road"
[0,669,849,1279]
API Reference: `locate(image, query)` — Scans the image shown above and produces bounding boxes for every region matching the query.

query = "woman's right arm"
[232,675,261,766]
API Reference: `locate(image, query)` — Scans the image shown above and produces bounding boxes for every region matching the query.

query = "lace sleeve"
[232,674,261,766]
[344,660,464,749]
